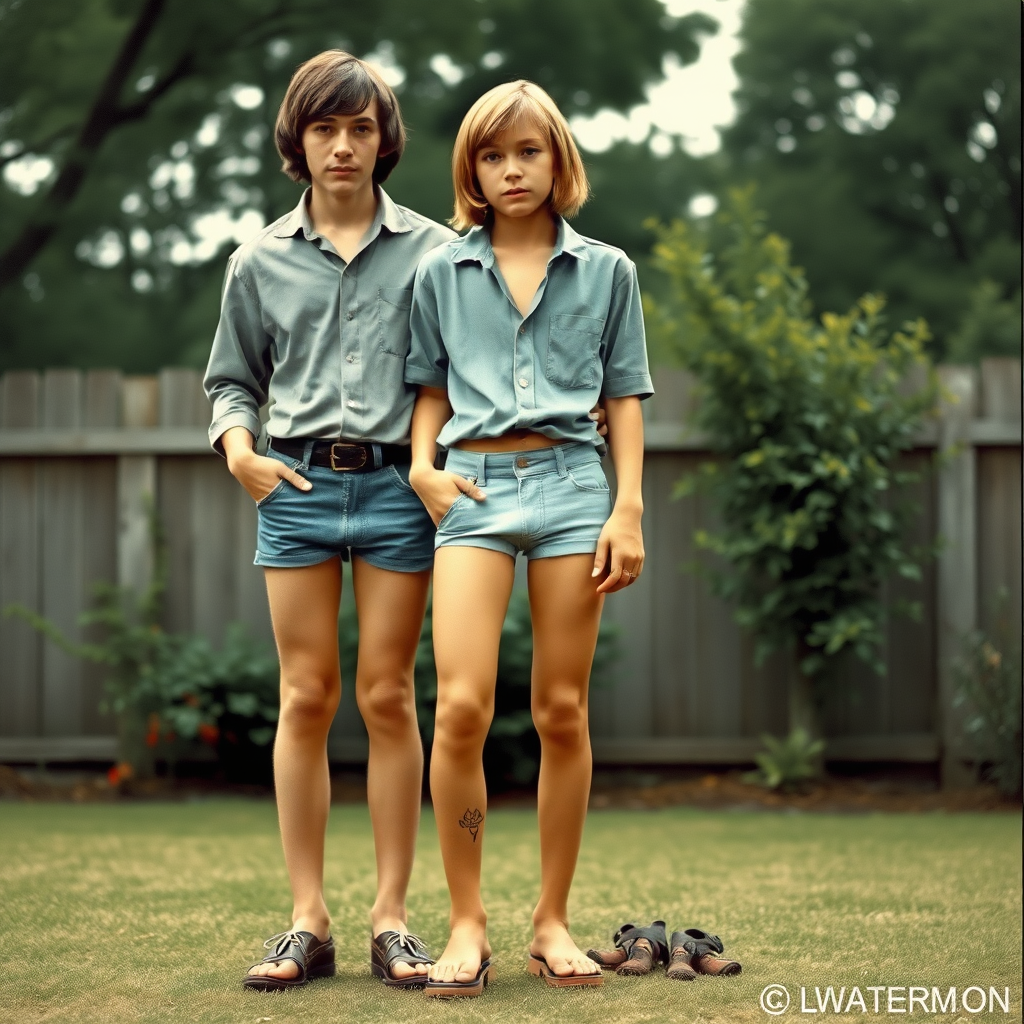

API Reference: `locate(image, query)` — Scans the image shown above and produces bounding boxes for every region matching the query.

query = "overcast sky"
[570,0,745,156]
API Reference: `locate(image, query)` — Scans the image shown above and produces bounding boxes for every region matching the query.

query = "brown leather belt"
[268,437,412,472]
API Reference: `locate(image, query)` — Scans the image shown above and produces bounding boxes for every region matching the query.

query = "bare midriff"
[454,429,563,453]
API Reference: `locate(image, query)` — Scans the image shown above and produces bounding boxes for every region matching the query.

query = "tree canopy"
[720,0,1021,357]
[0,0,713,370]
[0,0,1018,371]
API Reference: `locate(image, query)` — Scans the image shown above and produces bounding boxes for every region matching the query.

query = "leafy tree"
[0,0,714,371]
[720,0,1021,359]
[646,189,937,733]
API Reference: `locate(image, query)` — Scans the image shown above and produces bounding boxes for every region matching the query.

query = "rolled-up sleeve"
[405,262,449,390]
[601,259,654,400]
[204,255,272,454]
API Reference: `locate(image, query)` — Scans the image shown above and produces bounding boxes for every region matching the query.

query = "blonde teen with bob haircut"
[405,80,652,996]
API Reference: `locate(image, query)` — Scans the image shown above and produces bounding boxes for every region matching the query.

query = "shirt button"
[519,327,525,335]
[346,400,357,408]
[346,312,355,320]
[346,354,357,363]
[518,377,529,388]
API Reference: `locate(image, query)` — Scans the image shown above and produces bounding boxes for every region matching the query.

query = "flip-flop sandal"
[587,921,669,976]
[370,930,434,988]
[527,954,604,988]
[424,959,494,998]
[241,930,335,991]
[669,929,742,978]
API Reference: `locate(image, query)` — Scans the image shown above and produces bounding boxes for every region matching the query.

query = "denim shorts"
[254,442,435,572]
[436,442,611,559]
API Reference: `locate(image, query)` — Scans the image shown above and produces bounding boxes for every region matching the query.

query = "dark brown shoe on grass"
[586,921,669,976]
[668,929,742,980]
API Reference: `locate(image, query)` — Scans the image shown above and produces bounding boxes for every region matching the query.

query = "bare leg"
[248,560,342,980]
[352,558,431,979]
[427,546,516,984]
[527,554,604,978]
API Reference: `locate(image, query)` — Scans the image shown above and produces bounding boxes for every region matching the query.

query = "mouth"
[503,188,528,196]
[327,166,357,175]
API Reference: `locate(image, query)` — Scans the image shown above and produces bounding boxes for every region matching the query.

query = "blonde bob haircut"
[451,80,589,230]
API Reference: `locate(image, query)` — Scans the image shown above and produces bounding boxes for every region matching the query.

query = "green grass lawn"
[0,801,1019,1024]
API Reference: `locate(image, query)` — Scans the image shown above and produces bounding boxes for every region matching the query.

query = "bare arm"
[220,425,311,503]
[408,386,484,525]
[593,395,645,594]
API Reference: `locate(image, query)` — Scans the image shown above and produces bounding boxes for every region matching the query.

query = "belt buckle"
[329,442,368,471]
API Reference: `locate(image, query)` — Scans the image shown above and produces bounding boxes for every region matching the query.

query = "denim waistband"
[443,442,601,486]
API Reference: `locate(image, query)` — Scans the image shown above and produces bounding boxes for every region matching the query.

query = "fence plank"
[977,447,1023,638]
[83,371,123,428]
[1,372,40,428]
[159,369,210,428]
[189,458,238,645]
[935,366,978,785]
[39,459,85,735]
[122,376,159,428]
[42,369,82,429]
[980,358,1022,422]
[0,461,40,736]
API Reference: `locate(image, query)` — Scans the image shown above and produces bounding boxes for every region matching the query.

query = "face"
[300,98,384,197]
[474,119,556,221]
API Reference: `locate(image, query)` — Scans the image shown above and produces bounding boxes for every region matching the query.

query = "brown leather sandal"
[668,929,742,979]
[586,921,669,976]
[241,930,335,991]
[370,930,434,988]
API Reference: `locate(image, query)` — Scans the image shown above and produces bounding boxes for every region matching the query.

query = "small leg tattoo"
[459,808,483,842]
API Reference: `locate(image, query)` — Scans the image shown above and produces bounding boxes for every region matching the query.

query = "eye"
[480,152,500,162]
[522,147,540,157]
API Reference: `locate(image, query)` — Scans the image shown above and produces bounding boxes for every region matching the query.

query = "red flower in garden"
[198,722,219,745]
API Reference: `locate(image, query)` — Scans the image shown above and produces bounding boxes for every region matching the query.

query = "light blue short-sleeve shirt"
[405,218,653,449]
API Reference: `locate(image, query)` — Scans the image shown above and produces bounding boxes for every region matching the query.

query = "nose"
[332,132,354,156]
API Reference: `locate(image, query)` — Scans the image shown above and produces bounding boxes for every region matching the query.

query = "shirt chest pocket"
[545,314,604,390]
[378,286,414,357]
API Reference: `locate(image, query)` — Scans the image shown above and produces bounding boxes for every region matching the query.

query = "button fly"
[516,457,529,469]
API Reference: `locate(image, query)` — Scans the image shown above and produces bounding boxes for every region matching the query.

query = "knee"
[356,674,417,735]
[279,672,340,729]
[532,688,587,750]
[434,691,493,754]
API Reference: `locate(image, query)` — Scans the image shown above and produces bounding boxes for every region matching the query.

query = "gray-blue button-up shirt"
[404,218,653,449]
[204,187,455,452]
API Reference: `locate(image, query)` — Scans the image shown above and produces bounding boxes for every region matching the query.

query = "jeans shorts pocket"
[437,493,467,530]
[567,464,610,493]
[256,479,287,507]
[386,463,417,494]
[546,314,604,389]
[379,286,414,357]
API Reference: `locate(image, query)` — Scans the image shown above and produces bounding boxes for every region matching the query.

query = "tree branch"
[0,0,176,292]
[113,53,194,126]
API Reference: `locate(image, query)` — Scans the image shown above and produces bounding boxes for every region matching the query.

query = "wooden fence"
[0,360,1019,781]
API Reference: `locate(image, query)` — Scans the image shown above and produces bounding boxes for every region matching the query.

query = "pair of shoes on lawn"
[587,921,741,981]
[242,928,434,992]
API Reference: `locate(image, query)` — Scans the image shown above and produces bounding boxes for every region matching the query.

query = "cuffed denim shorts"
[254,442,435,572]
[436,442,611,559]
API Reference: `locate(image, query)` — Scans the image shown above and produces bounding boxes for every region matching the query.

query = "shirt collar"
[450,215,591,266]
[271,186,412,241]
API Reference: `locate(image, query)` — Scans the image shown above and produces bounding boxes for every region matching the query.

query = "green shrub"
[5,582,279,782]
[954,593,1023,797]
[645,188,937,731]
[743,728,826,791]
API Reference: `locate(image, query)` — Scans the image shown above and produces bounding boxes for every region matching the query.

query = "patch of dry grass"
[0,802,1019,1023]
